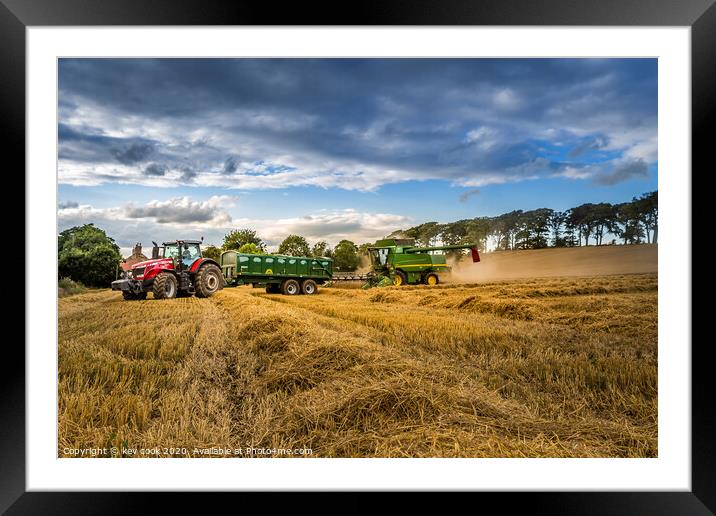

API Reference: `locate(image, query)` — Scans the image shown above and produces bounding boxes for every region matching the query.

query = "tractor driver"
[182,244,201,267]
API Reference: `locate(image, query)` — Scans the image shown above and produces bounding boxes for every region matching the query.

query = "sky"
[57,58,658,255]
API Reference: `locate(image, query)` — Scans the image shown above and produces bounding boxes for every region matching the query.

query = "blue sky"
[57,58,657,254]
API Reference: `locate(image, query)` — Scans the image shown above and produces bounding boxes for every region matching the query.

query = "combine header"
[362,238,480,288]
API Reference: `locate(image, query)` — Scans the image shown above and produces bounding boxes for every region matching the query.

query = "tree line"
[394,191,657,252]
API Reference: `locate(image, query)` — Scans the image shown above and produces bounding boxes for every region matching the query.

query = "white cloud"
[464,126,498,150]
[125,196,237,225]
[58,197,410,251]
[553,166,595,180]
[493,88,522,110]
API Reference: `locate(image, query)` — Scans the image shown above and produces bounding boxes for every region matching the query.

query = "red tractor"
[112,240,224,300]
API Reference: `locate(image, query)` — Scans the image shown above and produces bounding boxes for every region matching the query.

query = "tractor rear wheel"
[281,279,300,295]
[393,270,407,286]
[424,273,439,286]
[153,272,178,300]
[195,264,223,298]
[301,279,318,295]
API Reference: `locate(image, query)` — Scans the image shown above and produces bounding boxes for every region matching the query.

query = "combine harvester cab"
[364,238,480,288]
[221,251,333,295]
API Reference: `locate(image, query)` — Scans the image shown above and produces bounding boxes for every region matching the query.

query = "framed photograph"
[8,0,710,511]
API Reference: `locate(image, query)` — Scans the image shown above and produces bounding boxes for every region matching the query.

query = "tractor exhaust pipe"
[152,241,160,260]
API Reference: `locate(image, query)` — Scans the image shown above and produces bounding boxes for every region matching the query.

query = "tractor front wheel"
[195,264,223,298]
[153,272,178,300]
[282,279,300,295]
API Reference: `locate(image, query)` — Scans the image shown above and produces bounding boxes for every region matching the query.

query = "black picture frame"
[5,0,709,512]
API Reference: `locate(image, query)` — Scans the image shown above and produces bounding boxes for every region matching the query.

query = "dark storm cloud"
[111,143,154,165]
[59,123,159,164]
[58,58,657,188]
[593,159,649,186]
[178,164,197,182]
[568,135,609,158]
[143,163,168,176]
[223,156,238,174]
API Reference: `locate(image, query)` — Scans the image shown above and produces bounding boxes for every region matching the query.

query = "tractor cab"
[160,240,202,269]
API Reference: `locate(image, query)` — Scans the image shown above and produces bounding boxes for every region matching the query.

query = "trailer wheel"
[265,284,281,294]
[424,273,439,286]
[393,271,407,286]
[195,264,223,298]
[153,272,178,299]
[301,279,318,295]
[282,279,300,295]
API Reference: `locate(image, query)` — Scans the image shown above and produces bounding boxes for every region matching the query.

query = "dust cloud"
[447,244,658,283]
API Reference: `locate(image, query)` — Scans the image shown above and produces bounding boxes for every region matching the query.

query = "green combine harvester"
[363,238,480,288]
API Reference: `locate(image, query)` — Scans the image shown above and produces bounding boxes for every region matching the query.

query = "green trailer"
[365,238,480,287]
[220,251,333,295]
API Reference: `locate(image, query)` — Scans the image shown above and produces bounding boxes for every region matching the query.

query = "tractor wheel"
[393,271,407,286]
[153,272,178,300]
[281,279,300,296]
[301,279,318,295]
[424,273,439,286]
[195,264,223,298]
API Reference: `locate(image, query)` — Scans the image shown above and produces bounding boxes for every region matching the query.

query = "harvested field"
[58,270,657,458]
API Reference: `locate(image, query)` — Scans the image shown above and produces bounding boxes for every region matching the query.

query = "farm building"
[119,243,148,274]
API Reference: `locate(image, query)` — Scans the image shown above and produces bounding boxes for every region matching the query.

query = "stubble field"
[58,246,658,458]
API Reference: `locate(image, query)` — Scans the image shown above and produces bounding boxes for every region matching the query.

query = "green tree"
[333,239,360,271]
[278,234,311,257]
[222,228,265,251]
[238,243,262,254]
[590,203,615,246]
[465,217,491,252]
[614,201,644,244]
[635,191,658,244]
[441,220,468,246]
[548,211,567,247]
[409,222,442,247]
[517,208,553,249]
[567,204,597,246]
[202,245,222,261]
[58,224,122,287]
[311,240,332,258]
